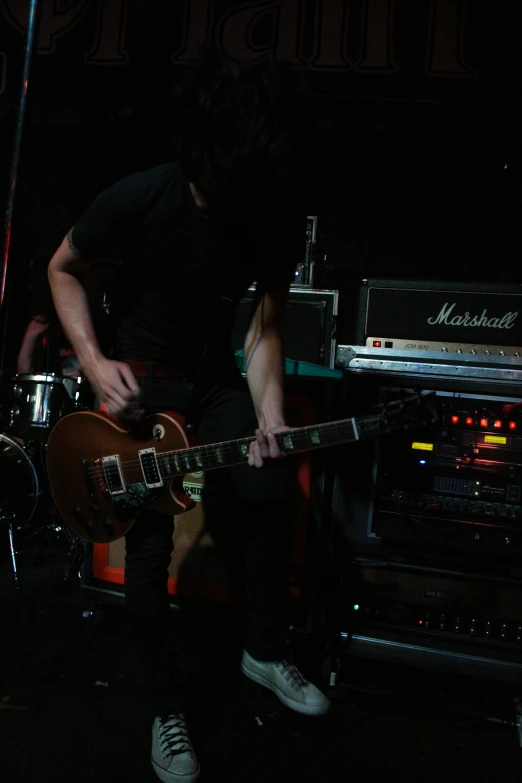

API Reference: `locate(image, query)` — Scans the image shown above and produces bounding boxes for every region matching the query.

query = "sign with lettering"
[0,0,498,140]
[427,303,518,331]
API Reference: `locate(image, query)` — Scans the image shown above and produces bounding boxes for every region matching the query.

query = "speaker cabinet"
[231,287,338,368]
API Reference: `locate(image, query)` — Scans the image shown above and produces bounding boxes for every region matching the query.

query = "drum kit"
[0,372,95,587]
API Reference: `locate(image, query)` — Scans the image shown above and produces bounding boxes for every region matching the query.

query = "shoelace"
[277,661,308,689]
[158,714,192,758]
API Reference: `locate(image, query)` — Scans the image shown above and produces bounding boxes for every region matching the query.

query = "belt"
[124,360,186,379]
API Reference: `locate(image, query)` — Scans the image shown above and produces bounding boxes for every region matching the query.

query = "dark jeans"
[124,370,292,716]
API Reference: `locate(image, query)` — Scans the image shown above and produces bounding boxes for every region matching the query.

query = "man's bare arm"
[48,230,103,374]
[48,230,141,416]
[244,287,286,432]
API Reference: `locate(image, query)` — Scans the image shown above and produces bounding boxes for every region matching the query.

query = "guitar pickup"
[102,455,126,495]
[138,447,164,489]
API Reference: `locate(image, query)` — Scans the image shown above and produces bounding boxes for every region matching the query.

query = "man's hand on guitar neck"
[248,424,291,468]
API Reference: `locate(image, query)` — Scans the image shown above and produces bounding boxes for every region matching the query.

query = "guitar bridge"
[102,455,126,495]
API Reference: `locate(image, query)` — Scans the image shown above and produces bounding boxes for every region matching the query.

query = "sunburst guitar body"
[46,411,195,543]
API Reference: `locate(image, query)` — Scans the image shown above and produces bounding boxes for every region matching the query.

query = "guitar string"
[84,417,408,483]
[84,394,420,476]
[86,433,358,480]
[84,396,422,482]
[86,422,353,467]
[86,434,355,482]
[85,419,360,479]
[85,418,359,473]
[85,397,419,474]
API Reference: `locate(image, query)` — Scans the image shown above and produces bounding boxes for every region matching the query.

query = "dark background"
[0,0,519,361]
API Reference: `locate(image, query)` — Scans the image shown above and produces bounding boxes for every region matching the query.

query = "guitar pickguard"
[113,482,163,518]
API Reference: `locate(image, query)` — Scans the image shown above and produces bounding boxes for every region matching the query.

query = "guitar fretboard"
[155,417,359,478]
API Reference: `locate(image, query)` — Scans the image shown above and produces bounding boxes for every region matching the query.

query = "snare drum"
[0,433,39,524]
[10,373,76,437]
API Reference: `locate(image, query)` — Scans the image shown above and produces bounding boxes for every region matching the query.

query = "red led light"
[373,340,381,348]
[480,418,488,427]
[418,620,423,625]
[451,415,459,424]
[494,420,502,429]
[465,417,473,425]
[509,421,517,430]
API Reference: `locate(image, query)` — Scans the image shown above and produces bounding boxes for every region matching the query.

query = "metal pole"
[0,0,41,375]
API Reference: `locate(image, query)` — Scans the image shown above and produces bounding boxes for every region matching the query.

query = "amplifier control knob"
[485,349,491,355]
[454,616,461,633]
[516,625,522,643]
[456,348,462,354]
[514,352,520,358]
[485,620,493,638]
[500,623,508,641]
[439,614,446,631]
[441,347,448,352]
[499,350,505,357]
[470,618,478,635]
[470,349,477,355]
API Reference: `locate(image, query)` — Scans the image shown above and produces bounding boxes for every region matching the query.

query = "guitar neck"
[157,416,363,479]
[154,393,425,480]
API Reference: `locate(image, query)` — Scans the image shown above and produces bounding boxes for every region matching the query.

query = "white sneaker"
[241,650,331,717]
[151,714,200,783]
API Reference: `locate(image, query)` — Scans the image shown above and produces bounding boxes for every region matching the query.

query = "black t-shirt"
[71,163,302,374]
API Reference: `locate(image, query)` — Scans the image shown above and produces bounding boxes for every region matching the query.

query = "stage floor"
[0,536,521,783]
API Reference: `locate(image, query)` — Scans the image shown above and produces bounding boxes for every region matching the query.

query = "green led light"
[353,604,360,611]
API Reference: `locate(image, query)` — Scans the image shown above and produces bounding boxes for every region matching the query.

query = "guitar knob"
[88,504,100,520]
[84,520,95,537]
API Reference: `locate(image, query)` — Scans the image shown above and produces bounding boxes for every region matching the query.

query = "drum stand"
[31,498,86,583]
[1,511,21,588]
[63,532,87,583]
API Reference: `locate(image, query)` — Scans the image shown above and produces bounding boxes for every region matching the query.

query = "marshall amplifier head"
[356,279,522,357]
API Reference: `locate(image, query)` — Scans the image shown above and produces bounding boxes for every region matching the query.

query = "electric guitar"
[46,392,437,543]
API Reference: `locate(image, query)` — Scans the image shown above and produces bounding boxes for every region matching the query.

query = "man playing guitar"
[47,61,329,783]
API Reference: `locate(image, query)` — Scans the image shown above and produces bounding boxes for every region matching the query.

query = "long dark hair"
[172,57,305,205]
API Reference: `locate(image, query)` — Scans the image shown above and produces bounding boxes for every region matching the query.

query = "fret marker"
[195,452,203,468]
[216,448,224,463]
[310,431,321,446]
[283,434,294,451]
[183,454,192,471]
[241,443,249,458]
[173,454,181,473]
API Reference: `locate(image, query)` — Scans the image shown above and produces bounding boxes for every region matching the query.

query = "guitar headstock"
[357,392,439,439]
[380,391,439,430]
